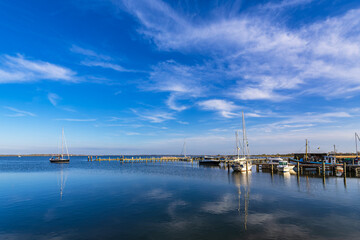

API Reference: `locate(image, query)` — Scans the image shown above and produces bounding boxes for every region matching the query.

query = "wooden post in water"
[343,162,347,176]
[271,164,273,174]
[297,162,300,175]
[322,160,325,176]
[256,164,259,172]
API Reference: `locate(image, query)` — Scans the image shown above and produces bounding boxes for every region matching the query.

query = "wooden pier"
[86,155,360,177]
[87,156,191,162]
[252,162,360,176]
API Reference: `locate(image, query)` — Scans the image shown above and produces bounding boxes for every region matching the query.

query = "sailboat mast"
[242,112,246,158]
[305,139,308,162]
[61,127,64,158]
[356,133,359,159]
[236,131,239,159]
[183,140,186,158]
[63,128,69,159]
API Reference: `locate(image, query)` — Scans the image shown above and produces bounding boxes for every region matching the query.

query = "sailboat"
[50,128,70,163]
[355,132,360,165]
[232,112,252,172]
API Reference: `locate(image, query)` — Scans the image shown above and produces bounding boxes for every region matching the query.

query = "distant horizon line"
[1,152,358,157]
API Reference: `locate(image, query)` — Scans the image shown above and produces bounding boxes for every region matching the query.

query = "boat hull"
[199,160,220,165]
[50,159,70,163]
[277,165,295,173]
[232,163,252,172]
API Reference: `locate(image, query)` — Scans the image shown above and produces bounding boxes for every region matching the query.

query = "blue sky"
[1,0,360,155]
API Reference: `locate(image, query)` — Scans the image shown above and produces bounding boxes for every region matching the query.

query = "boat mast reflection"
[58,165,68,200]
[232,172,251,231]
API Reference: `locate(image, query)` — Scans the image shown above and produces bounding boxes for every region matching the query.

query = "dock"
[87,156,191,162]
[86,155,360,177]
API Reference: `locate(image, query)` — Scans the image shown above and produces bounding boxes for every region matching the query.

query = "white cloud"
[55,118,96,122]
[198,99,239,118]
[47,93,61,106]
[70,45,111,60]
[119,0,360,100]
[81,60,131,72]
[260,0,314,11]
[4,106,36,117]
[254,111,353,133]
[125,132,140,136]
[146,60,205,96]
[131,109,174,123]
[166,94,187,111]
[0,54,76,83]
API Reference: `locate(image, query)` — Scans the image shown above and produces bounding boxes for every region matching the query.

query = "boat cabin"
[324,155,336,164]
[267,157,282,164]
[278,161,289,166]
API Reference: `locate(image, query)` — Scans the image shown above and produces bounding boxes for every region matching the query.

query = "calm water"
[1,156,360,240]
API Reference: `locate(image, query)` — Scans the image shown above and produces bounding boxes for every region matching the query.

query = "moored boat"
[199,156,220,165]
[50,128,70,164]
[277,160,295,173]
[267,157,283,164]
[232,112,252,172]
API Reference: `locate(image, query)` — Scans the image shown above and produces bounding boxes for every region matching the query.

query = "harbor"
[84,153,360,177]
[1,155,360,239]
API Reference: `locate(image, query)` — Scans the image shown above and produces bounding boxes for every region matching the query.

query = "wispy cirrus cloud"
[4,106,36,117]
[71,45,134,73]
[81,60,132,72]
[198,99,239,118]
[0,54,76,83]
[131,109,174,123]
[254,111,353,133]
[118,0,360,101]
[70,45,112,60]
[166,93,188,112]
[146,60,205,95]
[55,118,96,122]
[47,93,61,106]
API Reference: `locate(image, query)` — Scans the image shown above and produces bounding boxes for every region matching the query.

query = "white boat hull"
[232,162,252,172]
[277,165,295,173]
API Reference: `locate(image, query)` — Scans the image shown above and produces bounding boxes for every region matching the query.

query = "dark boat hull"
[199,160,220,165]
[49,159,70,163]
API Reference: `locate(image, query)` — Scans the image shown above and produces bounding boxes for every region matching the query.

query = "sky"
[1,0,360,155]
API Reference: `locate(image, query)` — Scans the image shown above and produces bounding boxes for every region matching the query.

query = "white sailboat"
[232,112,252,172]
[50,128,70,163]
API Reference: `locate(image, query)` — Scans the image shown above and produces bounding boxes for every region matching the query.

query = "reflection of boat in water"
[279,171,291,185]
[199,164,221,169]
[50,128,70,163]
[199,156,220,165]
[232,112,252,172]
[277,160,295,173]
[232,172,250,230]
[58,165,68,200]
